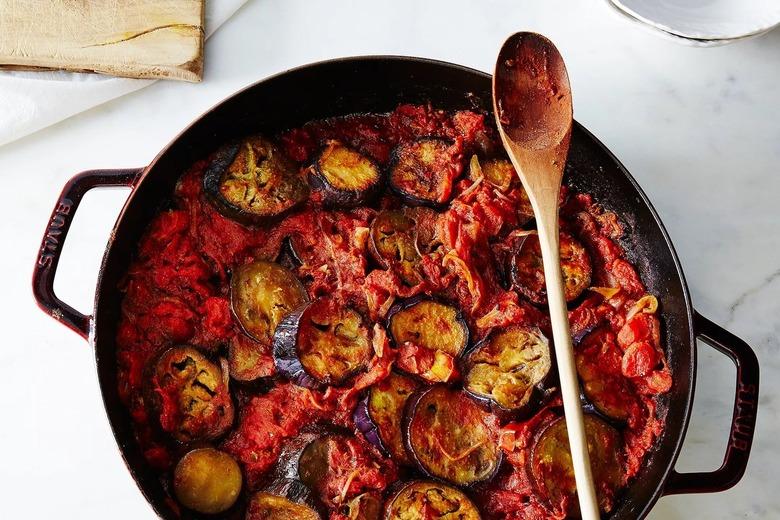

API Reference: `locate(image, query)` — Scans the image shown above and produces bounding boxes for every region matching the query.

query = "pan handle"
[663,311,759,495]
[32,168,143,340]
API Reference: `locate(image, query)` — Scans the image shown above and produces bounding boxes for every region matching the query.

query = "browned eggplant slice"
[268,430,331,482]
[383,480,481,520]
[510,231,592,305]
[387,298,469,358]
[576,327,640,423]
[388,298,469,383]
[298,434,396,509]
[479,157,515,192]
[530,415,623,515]
[231,260,308,344]
[228,333,275,382]
[369,210,423,286]
[246,491,321,520]
[389,138,462,207]
[173,448,242,515]
[354,372,420,465]
[257,430,340,515]
[297,435,333,491]
[463,326,552,417]
[469,156,534,223]
[404,206,440,254]
[310,141,382,207]
[146,346,234,442]
[203,136,309,223]
[404,385,501,486]
[274,298,372,388]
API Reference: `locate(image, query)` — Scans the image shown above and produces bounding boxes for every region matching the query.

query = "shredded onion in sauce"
[589,286,621,299]
[338,468,362,504]
[442,250,481,309]
[626,294,658,321]
[434,435,486,462]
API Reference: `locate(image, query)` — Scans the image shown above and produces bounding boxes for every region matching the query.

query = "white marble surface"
[0,0,777,518]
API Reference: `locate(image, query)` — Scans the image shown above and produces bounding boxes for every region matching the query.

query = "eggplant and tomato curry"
[117,104,672,519]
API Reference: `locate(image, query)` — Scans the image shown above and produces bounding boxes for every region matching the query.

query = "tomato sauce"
[116,104,671,518]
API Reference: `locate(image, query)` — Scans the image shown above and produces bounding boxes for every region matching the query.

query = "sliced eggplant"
[265,477,318,504]
[228,333,275,382]
[479,157,515,192]
[343,492,383,520]
[530,415,623,515]
[231,260,309,344]
[203,136,309,224]
[463,326,552,416]
[297,435,334,492]
[173,448,242,515]
[274,298,372,388]
[298,434,395,509]
[389,138,462,207]
[369,210,423,286]
[354,372,420,465]
[404,385,501,486]
[576,327,639,423]
[246,492,321,520]
[268,430,332,484]
[146,346,234,442]
[310,141,382,207]
[387,298,469,358]
[510,231,592,305]
[383,480,481,520]
[404,206,440,254]
[484,159,535,224]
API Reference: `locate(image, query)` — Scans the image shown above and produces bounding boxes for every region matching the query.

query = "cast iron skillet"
[32,57,758,519]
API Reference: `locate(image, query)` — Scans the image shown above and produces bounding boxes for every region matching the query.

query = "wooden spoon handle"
[536,212,601,520]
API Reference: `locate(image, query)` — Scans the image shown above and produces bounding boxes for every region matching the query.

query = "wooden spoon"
[493,32,600,519]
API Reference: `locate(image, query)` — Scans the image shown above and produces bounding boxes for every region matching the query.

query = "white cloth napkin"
[0,0,247,148]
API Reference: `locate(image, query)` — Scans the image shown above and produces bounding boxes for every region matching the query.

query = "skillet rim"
[92,55,697,519]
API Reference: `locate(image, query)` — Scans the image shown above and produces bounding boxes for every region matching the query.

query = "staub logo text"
[38,198,73,269]
[731,382,757,452]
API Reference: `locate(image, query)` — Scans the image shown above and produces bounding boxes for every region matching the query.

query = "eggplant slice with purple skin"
[530,414,623,515]
[510,231,592,305]
[145,346,234,443]
[354,372,420,465]
[463,326,552,418]
[403,385,501,487]
[387,298,469,358]
[469,156,535,225]
[296,433,391,510]
[342,492,383,520]
[274,298,373,388]
[203,135,309,224]
[228,333,276,382]
[310,141,382,207]
[389,137,462,207]
[383,480,481,520]
[257,429,335,517]
[575,327,639,424]
[269,430,330,483]
[231,260,309,345]
[369,210,423,286]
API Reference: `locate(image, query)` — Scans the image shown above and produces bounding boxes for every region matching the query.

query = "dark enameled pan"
[32,57,759,519]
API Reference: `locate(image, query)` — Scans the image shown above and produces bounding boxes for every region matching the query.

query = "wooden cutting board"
[0,0,205,82]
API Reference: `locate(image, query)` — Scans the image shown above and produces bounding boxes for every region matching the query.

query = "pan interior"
[93,57,694,520]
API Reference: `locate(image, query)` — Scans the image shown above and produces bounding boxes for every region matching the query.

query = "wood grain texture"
[0,0,205,82]
[493,31,600,520]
